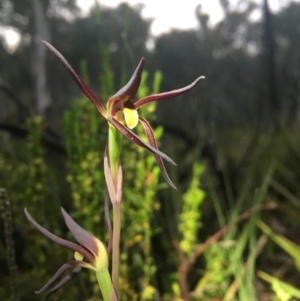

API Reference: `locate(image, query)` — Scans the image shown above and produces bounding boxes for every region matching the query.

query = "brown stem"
[174,202,277,301]
[189,202,276,265]
[173,236,191,301]
[178,256,191,300]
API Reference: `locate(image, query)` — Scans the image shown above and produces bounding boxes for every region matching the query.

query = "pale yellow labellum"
[123,107,139,129]
[74,251,84,261]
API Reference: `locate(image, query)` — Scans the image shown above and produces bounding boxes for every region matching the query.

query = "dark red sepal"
[139,117,177,190]
[107,116,176,166]
[42,41,106,117]
[135,76,205,108]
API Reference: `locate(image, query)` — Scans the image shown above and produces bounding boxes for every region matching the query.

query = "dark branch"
[0,123,66,155]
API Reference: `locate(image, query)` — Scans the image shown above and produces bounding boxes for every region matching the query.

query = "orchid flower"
[42,41,205,189]
[24,208,115,301]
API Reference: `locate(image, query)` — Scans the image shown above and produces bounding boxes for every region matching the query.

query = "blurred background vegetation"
[1,0,300,300]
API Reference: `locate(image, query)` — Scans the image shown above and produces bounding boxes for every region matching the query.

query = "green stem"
[108,126,122,183]
[112,202,121,294]
[96,268,113,301]
[107,125,123,295]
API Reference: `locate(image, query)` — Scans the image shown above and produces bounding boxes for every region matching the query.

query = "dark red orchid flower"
[42,41,205,189]
[24,208,108,299]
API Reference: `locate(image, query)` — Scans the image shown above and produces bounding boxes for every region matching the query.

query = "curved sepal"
[40,266,81,300]
[107,116,176,166]
[24,208,95,264]
[135,76,205,108]
[42,41,106,117]
[139,117,177,190]
[108,58,145,104]
[36,262,81,295]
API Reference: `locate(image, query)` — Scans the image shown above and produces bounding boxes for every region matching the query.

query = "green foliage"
[0,116,67,300]
[257,216,300,300]
[179,162,205,256]
[258,271,300,301]
[257,220,300,270]
[24,117,50,205]
[2,3,300,299]
[190,161,275,301]
[2,67,300,301]
[63,95,106,228]
[120,70,164,301]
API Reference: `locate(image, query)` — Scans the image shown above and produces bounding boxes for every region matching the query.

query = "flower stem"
[108,126,122,184]
[107,125,122,295]
[112,202,121,294]
[96,268,113,301]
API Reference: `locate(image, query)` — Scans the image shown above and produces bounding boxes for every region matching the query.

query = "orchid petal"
[135,76,205,109]
[139,117,177,190]
[60,208,107,268]
[36,262,81,294]
[108,58,145,104]
[107,116,176,166]
[24,209,94,263]
[42,41,106,117]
